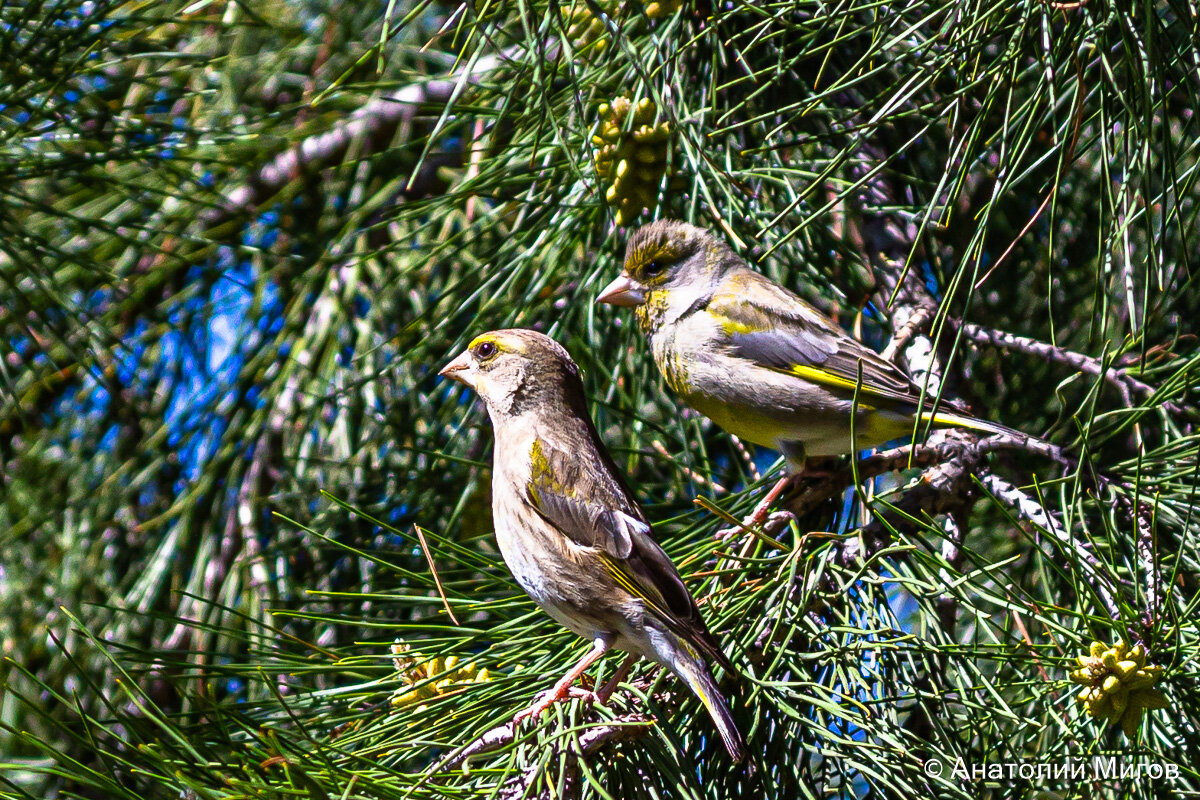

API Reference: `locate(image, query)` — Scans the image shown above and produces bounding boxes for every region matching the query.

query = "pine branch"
[201,42,539,227]
[428,712,651,799]
[955,320,1183,414]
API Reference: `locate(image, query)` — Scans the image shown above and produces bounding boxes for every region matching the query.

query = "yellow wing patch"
[716,317,757,336]
[528,439,572,502]
[599,553,671,620]
[767,363,878,410]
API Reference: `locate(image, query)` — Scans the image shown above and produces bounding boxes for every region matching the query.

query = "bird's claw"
[714,524,740,541]
[765,509,795,526]
[716,507,796,543]
[513,687,597,723]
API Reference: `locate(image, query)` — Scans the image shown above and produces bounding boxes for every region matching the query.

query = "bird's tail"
[919,409,1064,462]
[670,648,746,762]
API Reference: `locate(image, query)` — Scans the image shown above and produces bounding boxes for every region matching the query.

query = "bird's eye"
[644,260,666,277]
[475,341,497,360]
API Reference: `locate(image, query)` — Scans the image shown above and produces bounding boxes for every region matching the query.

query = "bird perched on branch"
[439,328,745,761]
[597,219,1049,521]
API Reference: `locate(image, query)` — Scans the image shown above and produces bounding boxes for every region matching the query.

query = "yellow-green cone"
[390,640,492,712]
[565,0,617,57]
[1070,639,1167,738]
[593,96,671,226]
[643,0,683,18]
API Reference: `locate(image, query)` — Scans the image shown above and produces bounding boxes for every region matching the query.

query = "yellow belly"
[682,383,915,458]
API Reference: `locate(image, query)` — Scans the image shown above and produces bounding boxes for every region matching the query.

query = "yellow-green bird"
[597,220,1041,513]
[439,328,745,761]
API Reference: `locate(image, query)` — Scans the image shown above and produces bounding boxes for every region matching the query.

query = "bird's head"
[439,329,585,419]
[596,220,733,328]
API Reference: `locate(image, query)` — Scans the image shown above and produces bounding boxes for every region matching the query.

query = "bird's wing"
[706,268,923,409]
[525,438,733,670]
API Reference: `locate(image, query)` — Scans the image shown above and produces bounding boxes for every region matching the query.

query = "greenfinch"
[439,328,745,761]
[597,220,1041,505]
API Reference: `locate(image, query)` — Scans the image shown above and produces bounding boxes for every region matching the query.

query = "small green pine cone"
[593,95,672,225]
[1071,639,1168,739]
[565,0,616,57]
[643,0,683,19]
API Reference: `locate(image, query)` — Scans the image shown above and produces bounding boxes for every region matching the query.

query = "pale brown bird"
[440,328,745,760]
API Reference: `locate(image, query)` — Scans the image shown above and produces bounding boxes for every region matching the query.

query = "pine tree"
[2,1,1197,797]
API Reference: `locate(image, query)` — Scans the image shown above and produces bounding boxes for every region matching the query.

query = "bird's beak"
[596,273,646,307]
[438,351,475,388]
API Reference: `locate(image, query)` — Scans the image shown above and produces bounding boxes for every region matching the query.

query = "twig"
[414,524,460,625]
[978,473,1066,539]
[826,434,1112,615]
[785,443,947,522]
[697,496,791,552]
[935,513,965,635]
[201,43,535,227]
[430,720,518,773]
[979,473,1122,620]
[653,440,726,493]
[955,320,1178,412]
[463,115,488,221]
[974,192,1054,289]
[572,717,652,751]
[839,434,985,567]
[758,434,1065,535]
[881,305,933,361]
[729,434,760,481]
[1010,610,1053,682]
[1134,494,1160,630]
[976,55,1087,287]
[428,713,650,777]
[534,718,652,800]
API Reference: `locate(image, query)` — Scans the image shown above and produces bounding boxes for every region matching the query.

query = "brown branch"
[841,433,986,566]
[428,712,651,799]
[430,719,518,773]
[831,111,1126,663]
[977,472,1064,537]
[502,718,652,800]
[979,472,1122,619]
[803,435,1123,618]
[881,305,934,362]
[745,434,1067,543]
[955,320,1175,410]
[201,43,535,227]
[1134,495,1160,633]
[782,443,948,523]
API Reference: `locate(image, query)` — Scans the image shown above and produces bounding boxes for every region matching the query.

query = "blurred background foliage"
[1,0,1198,797]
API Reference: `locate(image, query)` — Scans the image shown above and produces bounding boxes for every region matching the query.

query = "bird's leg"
[744,448,852,527]
[716,473,800,541]
[595,653,638,705]
[718,447,850,539]
[747,472,802,525]
[514,636,611,722]
[745,441,809,525]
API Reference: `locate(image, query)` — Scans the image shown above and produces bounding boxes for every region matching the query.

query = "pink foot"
[513,686,597,722]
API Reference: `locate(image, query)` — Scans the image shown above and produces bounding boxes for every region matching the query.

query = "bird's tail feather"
[673,653,746,762]
[919,409,1064,461]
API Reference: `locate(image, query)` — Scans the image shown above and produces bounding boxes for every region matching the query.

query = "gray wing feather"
[711,269,922,404]
[524,440,713,632]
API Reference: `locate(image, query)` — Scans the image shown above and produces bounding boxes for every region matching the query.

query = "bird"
[596,219,1048,520]
[439,328,746,761]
